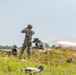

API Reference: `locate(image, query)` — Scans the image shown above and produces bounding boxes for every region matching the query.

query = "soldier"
[19,24,35,59]
[12,45,17,56]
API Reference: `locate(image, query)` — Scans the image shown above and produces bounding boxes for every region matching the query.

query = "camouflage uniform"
[12,45,17,56]
[19,24,35,58]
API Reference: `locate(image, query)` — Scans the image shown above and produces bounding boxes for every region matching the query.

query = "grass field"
[0,48,76,75]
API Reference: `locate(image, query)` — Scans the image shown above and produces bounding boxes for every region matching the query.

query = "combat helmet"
[27,24,32,29]
[13,45,17,49]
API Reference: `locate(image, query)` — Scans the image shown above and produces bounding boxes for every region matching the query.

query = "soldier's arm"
[21,28,27,33]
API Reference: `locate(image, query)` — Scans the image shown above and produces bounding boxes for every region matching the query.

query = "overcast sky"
[0,0,76,46]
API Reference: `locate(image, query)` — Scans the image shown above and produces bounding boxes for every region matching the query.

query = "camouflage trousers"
[19,42,32,59]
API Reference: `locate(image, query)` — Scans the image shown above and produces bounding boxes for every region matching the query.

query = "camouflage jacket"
[21,28,35,44]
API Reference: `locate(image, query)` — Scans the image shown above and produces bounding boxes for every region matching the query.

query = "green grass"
[0,48,76,75]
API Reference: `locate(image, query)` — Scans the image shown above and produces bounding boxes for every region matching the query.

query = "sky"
[0,0,76,47]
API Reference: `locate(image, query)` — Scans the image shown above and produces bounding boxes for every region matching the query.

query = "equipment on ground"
[24,65,44,74]
[33,38,43,49]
